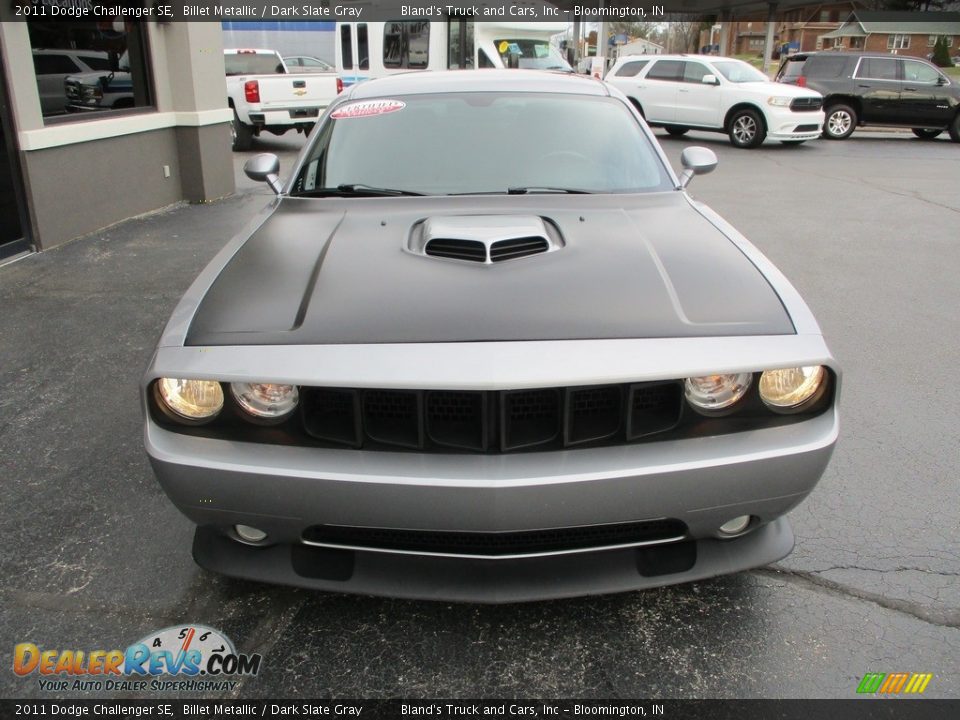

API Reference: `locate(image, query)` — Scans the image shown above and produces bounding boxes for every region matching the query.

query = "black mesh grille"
[298,382,684,453]
[302,388,361,447]
[565,386,623,445]
[628,382,683,440]
[794,124,819,132]
[362,390,423,448]
[426,391,488,451]
[425,238,486,262]
[790,97,823,111]
[489,236,549,262]
[501,389,561,450]
[302,519,687,557]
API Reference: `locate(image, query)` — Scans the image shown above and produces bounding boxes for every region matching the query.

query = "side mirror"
[678,146,718,189]
[702,74,720,85]
[244,153,283,195]
[937,75,947,86]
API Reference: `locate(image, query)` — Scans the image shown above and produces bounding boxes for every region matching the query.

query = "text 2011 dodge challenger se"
[142,71,838,602]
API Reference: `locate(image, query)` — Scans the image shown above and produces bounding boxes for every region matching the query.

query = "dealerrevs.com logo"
[13,625,262,692]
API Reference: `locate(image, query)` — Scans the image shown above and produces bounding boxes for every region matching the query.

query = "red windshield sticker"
[331,100,406,119]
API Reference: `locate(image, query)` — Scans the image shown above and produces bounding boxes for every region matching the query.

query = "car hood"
[185,193,794,346]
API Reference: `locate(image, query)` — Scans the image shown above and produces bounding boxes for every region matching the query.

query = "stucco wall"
[0,19,235,250]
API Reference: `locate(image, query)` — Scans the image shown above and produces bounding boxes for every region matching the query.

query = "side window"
[902,60,940,84]
[447,21,475,69]
[340,25,353,71]
[806,55,848,79]
[478,49,495,69]
[33,54,80,75]
[614,60,649,77]
[682,62,710,83]
[856,58,898,81]
[357,24,369,70]
[384,21,430,69]
[646,60,682,81]
[78,55,112,72]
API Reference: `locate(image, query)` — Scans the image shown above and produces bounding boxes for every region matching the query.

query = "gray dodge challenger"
[142,70,839,602]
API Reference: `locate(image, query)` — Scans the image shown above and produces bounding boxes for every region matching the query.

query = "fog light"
[235,525,268,543]
[718,515,751,537]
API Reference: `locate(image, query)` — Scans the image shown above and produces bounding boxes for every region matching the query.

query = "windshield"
[224,53,284,76]
[496,39,572,71]
[712,60,769,83]
[291,92,672,197]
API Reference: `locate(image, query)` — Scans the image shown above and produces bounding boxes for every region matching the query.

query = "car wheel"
[949,113,960,143]
[823,104,857,140]
[231,110,253,152]
[665,126,689,137]
[911,128,942,139]
[727,109,766,148]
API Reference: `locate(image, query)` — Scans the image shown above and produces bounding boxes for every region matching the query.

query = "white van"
[336,19,571,86]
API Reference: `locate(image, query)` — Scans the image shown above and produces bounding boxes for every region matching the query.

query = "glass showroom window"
[28,19,152,121]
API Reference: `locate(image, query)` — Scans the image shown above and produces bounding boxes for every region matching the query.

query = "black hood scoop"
[411,215,561,264]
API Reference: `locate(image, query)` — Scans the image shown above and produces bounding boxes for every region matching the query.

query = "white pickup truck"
[226,49,341,151]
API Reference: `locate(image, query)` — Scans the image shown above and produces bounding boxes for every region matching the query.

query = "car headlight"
[155,378,224,423]
[684,373,752,414]
[231,382,299,423]
[759,366,826,411]
[767,96,792,107]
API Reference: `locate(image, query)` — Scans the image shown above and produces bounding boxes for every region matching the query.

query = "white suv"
[606,54,825,148]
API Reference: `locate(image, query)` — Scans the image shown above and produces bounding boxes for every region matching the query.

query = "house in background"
[777,2,865,54]
[820,11,960,59]
[714,2,864,57]
[616,37,664,57]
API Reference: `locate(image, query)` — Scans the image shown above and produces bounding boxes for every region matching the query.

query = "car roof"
[613,54,741,64]
[347,70,610,99]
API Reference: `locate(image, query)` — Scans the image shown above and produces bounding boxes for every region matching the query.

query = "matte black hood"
[186,193,793,346]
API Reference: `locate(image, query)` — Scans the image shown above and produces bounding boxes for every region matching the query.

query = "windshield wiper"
[506,186,592,195]
[298,184,425,197]
[336,183,425,196]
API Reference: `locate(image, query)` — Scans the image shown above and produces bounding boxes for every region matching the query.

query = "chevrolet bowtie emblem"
[293,90,307,96]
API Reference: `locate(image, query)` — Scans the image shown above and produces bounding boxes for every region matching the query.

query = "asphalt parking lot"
[1,127,958,700]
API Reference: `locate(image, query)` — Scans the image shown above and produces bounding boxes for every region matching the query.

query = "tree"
[607,22,653,40]
[932,35,953,67]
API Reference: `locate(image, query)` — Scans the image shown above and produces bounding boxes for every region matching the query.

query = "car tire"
[665,126,689,137]
[911,128,942,140]
[727,109,766,148]
[823,104,857,140]
[231,110,254,152]
[948,114,960,143]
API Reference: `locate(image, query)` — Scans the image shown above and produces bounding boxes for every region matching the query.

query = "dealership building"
[0,16,235,261]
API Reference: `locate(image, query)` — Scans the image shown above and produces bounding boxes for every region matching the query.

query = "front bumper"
[193,517,796,603]
[146,405,836,601]
[765,107,825,141]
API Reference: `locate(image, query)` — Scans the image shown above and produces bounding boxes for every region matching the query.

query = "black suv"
[776,51,960,141]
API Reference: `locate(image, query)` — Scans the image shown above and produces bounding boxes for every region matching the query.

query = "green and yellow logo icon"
[857,672,932,695]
